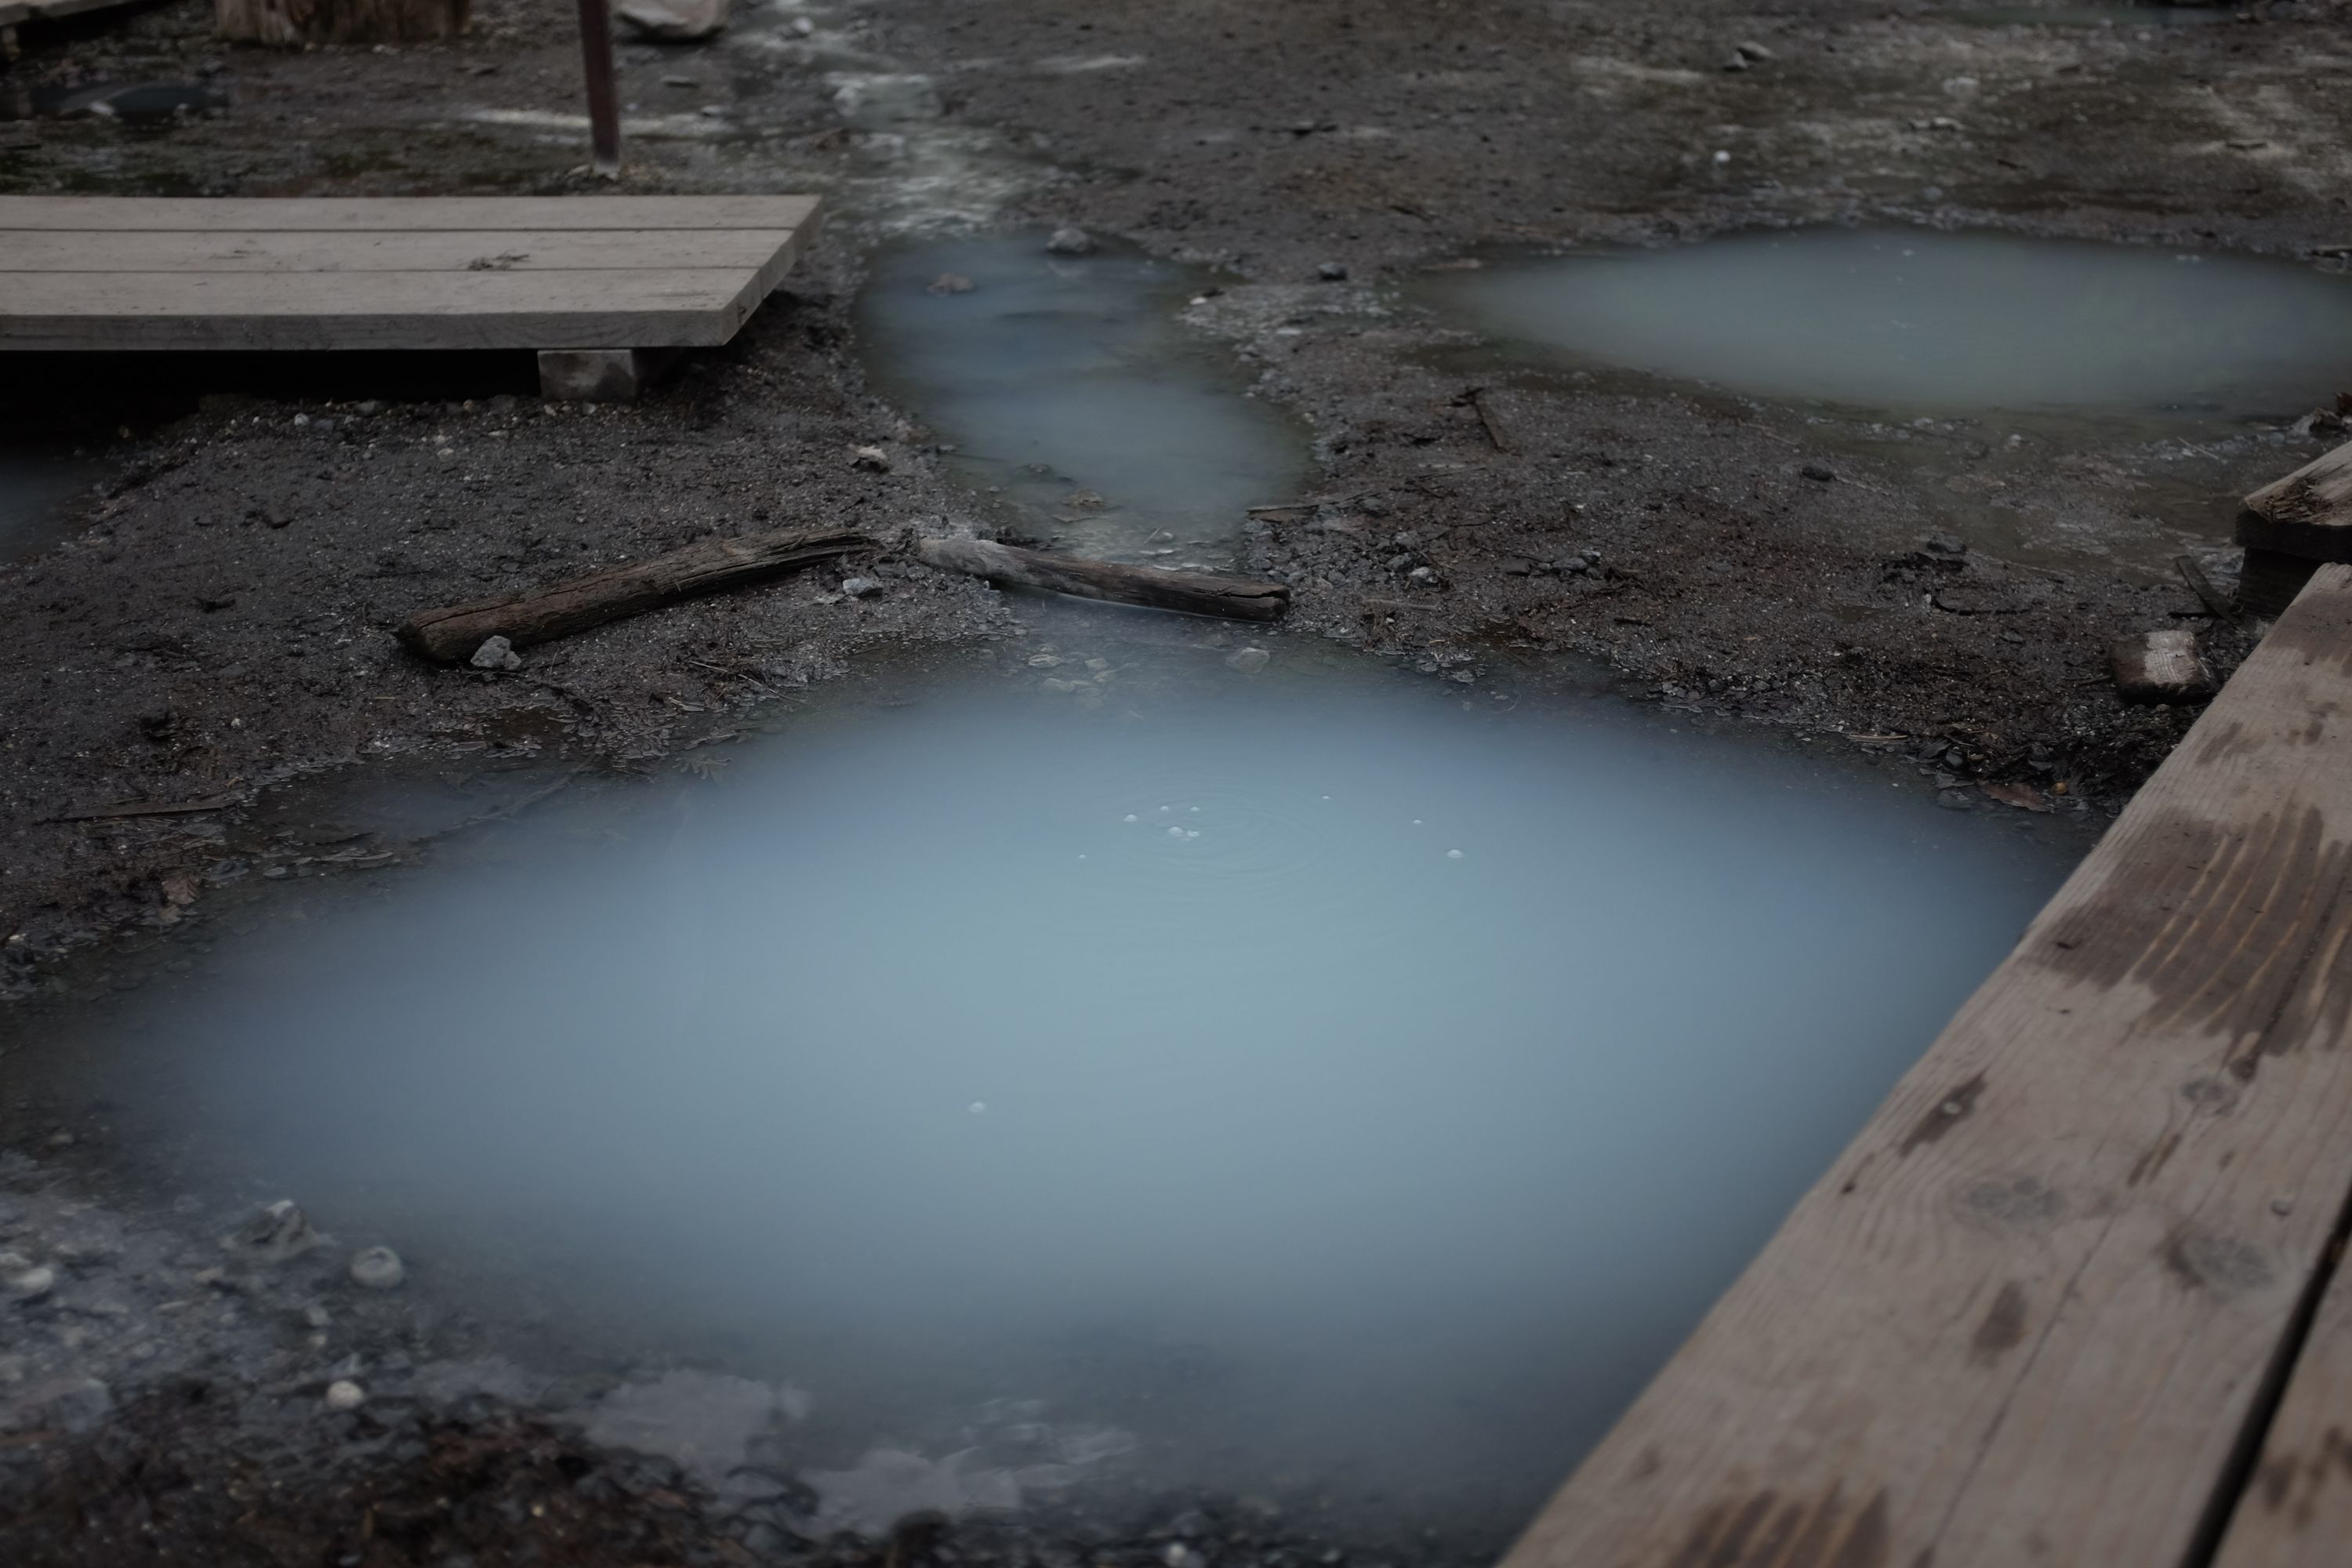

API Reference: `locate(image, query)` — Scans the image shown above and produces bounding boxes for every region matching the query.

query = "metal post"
[575,0,622,177]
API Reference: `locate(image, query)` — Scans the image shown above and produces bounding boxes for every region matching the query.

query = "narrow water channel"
[856,237,1305,565]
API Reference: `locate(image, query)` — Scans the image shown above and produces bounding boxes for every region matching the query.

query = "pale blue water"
[20,234,2085,1532]
[88,663,2075,1523]
[1423,228,2352,420]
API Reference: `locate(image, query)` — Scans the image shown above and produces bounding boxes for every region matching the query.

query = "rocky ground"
[4,0,2352,1559]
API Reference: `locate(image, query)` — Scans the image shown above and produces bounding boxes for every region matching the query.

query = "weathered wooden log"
[2239,437,2352,559]
[397,526,867,662]
[216,0,466,43]
[2237,437,2352,617]
[914,537,1289,621]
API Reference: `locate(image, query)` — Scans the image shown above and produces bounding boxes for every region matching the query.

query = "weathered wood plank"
[0,267,768,350]
[0,194,821,232]
[2209,1243,2352,1568]
[1502,563,2352,1568]
[2240,439,2352,562]
[32,0,153,17]
[0,227,793,274]
[397,525,867,661]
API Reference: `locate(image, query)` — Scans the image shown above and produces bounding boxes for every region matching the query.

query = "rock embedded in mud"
[469,635,524,672]
[2111,630,2216,705]
[350,1246,406,1290]
[1225,647,1269,673]
[1045,227,1097,257]
[229,1200,321,1263]
[5,1376,111,1434]
[841,576,883,598]
[4,1264,56,1303]
[927,272,976,296]
[851,445,892,472]
[1316,262,1348,281]
[325,1379,366,1410]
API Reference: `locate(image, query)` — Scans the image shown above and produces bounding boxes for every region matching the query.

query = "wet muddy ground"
[5,0,2352,1560]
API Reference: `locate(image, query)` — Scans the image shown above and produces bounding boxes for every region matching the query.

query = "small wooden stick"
[2172,554,2240,624]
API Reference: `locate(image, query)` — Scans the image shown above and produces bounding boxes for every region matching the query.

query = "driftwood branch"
[2172,554,2240,624]
[915,538,1290,621]
[397,526,869,663]
[48,792,241,825]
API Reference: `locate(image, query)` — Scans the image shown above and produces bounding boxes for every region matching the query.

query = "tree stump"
[215,0,467,45]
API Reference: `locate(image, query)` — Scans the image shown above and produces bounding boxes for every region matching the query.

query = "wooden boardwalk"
[0,0,143,30]
[0,195,821,397]
[1504,564,2352,1568]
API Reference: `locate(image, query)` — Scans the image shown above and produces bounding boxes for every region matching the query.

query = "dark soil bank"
[4,0,2350,1560]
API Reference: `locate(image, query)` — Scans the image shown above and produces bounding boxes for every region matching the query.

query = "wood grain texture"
[1,267,764,350]
[2241,440,2352,561]
[0,194,822,231]
[2212,1240,2352,1568]
[1502,563,2352,1568]
[0,227,794,273]
[0,196,819,351]
[397,525,867,662]
[915,537,1291,621]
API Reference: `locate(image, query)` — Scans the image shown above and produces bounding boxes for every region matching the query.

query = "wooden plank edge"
[0,194,826,233]
[2207,1177,2352,1564]
[1494,561,2352,1568]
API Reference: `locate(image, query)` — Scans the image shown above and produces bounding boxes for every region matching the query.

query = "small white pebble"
[1189,806,1200,813]
[1446,849,1464,860]
[1412,818,1423,826]
[1123,814,1138,822]
[349,1247,405,1290]
[325,1380,365,1411]
[969,1102,987,1114]
[1167,826,1185,838]
[1186,829,1200,839]
[1160,805,1171,812]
